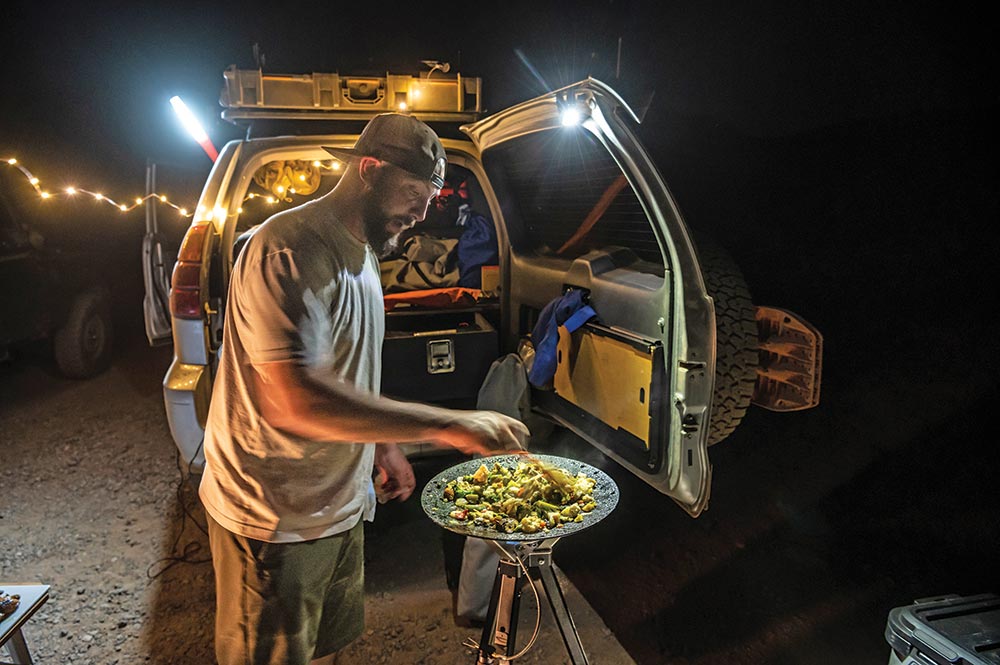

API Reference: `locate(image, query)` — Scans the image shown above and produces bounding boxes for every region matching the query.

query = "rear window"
[234,158,341,236]
[483,127,664,270]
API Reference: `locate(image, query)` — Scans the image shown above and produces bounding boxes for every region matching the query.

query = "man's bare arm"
[253,359,527,455]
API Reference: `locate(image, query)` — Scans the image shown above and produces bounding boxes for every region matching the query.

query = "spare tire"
[695,235,759,445]
[54,286,114,379]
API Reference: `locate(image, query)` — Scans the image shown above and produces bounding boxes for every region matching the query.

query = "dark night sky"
[0,0,995,336]
[2,0,996,351]
[1,1,993,174]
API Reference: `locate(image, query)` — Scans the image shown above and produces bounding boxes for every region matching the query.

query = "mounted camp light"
[560,106,583,126]
[170,96,219,162]
[557,90,591,127]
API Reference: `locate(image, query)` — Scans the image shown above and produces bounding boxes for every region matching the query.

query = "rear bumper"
[162,359,211,472]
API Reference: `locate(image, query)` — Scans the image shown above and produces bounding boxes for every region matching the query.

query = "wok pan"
[420,453,619,542]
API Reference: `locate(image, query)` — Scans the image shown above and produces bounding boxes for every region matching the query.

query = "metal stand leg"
[471,538,589,665]
[3,628,34,664]
[535,561,589,664]
[476,559,524,664]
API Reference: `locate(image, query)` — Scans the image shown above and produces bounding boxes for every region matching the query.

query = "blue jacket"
[527,289,597,387]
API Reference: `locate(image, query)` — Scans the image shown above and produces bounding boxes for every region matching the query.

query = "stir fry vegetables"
[441,460,598,534]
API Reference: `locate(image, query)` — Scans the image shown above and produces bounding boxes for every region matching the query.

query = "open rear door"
[141,162,174,346]
[463,80,719,516]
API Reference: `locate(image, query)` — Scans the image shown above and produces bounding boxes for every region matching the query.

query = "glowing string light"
[1,155,354,223]
[5,156,351,220]
[3,157,194,217]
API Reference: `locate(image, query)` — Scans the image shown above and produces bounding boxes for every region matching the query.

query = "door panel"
[554,323,658,446]
[466,79,716,516]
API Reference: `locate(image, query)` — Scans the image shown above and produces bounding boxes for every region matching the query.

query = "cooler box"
[886,594,1000,665]
[381,309,497,406]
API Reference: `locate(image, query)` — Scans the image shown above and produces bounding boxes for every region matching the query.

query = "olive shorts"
[207,514,365,665]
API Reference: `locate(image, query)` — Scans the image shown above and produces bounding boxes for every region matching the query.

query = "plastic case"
[219,66,482,122]
[885,594,1000,665]
[381,309,498,406]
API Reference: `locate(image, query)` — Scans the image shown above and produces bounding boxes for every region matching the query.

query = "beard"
[361,185,403,259]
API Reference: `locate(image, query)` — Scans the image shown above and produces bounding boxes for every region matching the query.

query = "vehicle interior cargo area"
[381,308,499,407]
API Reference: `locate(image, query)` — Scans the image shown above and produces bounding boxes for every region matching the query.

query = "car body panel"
[163,358,211,469]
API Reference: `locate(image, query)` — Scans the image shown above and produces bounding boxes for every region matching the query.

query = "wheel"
[53,286,114,379]
[695,235,759,445]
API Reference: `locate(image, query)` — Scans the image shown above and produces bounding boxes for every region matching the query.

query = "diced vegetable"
[441,459,598,535]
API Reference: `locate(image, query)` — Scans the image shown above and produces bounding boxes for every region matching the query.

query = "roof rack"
[219,65,483,124]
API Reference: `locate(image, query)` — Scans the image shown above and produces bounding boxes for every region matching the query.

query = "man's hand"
[373,444,416,502]
[437,411,530,456]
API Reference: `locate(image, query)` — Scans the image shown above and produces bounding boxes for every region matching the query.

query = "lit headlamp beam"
[170,96,218,162]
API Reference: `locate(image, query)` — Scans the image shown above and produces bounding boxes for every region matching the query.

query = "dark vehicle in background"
[0,165,114,378]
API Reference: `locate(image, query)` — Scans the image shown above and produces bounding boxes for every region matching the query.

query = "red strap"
[383,287,483,312]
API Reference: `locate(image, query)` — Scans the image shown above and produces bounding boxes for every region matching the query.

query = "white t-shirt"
[199,198,383,543]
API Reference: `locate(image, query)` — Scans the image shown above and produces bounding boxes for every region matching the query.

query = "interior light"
[66,187,76,195]
[398,101,408,111]
[40,191,51,199]
[30,177,39,185]
[7,158,16,165]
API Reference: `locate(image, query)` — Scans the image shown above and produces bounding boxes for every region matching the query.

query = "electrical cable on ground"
[146,446,211,579]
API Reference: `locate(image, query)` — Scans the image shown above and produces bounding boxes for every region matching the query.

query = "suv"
[1,165,114,378]
[144,66,821,516]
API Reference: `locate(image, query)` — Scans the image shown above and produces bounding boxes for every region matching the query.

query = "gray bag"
[455,354,530,622]
[381,236,459,293]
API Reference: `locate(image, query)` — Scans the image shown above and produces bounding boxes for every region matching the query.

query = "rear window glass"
[234,158,341,235]
[484,127,664,269]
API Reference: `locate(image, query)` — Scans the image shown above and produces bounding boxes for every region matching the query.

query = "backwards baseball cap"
[323,113,447,189]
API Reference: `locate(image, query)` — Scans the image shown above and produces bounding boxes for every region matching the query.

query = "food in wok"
[441,459,598,534]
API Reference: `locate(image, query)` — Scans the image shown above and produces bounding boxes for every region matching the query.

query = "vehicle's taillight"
[170,221,211,320]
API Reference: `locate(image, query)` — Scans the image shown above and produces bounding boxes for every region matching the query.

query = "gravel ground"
[1,338,201,664]
[0,330,633,664]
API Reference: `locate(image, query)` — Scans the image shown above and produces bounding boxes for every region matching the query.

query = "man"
[199,113,529,665]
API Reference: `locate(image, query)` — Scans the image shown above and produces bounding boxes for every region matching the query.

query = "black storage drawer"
[381,309,498,406]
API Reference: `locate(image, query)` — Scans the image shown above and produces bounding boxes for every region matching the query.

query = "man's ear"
[358,157,382,189]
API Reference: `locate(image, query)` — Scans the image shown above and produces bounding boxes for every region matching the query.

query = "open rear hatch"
[463,79,719,516]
